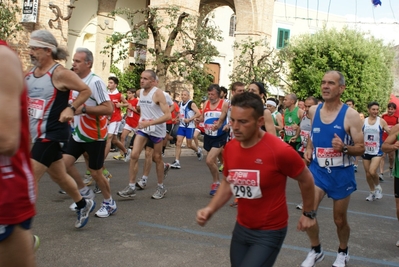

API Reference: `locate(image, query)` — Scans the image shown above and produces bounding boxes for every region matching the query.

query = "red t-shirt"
[382,113,398,141]
[125,98,140,128]
[0,40,36,224]
[223,133,305,230]
[109,91,122,122]
[166,102,180,125]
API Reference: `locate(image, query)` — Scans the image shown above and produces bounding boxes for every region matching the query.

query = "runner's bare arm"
[382,124,399,153]
[264,109,277,136]
[342,108,365,156]
[0,46,24,156]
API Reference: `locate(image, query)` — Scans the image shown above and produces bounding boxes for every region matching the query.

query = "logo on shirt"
[254,159,263,164]
[333,125,342,130]
[313,127,320,133]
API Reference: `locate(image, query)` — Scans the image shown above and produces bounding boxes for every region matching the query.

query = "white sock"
[129,183,136,189]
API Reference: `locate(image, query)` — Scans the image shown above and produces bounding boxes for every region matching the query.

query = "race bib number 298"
[226,169,262,199]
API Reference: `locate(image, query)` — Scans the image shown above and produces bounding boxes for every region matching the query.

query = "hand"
[289,136,297,143]
[59,107,74,122]
[291,123,299,130]
[297,215,316,232]
[222,124,230,132]
[304,149,312,164]
[196,207,213,227]
[332,133,344,152]
[138,120,151,129]
[115,102,122,108]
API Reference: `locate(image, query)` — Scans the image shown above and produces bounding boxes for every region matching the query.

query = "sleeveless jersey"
[362,117,383,156]
[125,98,140,129]
[138,87,166,138]
[311,104,353,168]
[298,113,312,153]
[393,134,399,178]
[382,113,398,141]
[108,89,122,122]
[203,99,226,137]
[26,63,70,142]
[72,72,110,142]
[179,100,195,128]
[0,40,36,225]
[284,106,301,142]
[223,133,305,230]
[271,110,280,136]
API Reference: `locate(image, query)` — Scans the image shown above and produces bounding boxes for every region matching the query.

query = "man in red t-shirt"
[196,92,316,266]
[0,40,37,267]
[379,102,399,181]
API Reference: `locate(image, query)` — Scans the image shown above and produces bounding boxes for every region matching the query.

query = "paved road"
[34,147,399,267]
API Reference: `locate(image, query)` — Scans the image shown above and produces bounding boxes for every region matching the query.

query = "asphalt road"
[33,147,399,267]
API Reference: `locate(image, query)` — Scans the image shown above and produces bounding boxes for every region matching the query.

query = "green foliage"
[0,0,23,40]
[285,27,395,113]
[186,68,213,104]
[229,37,286,94]
[110,65,143,93]
[101,6,222,90]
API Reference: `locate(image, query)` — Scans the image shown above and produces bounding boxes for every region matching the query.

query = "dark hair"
[127,88,136,93]
[207,84,221,96]
[231,82,245,92]
[231,92,264,119]
[250,82,266,96]
[388,102,397,109]
[345,99,355,106]
[367,101,379,109]
[220,86,228,98]
[108,76,119,85]
[306,96,318,105]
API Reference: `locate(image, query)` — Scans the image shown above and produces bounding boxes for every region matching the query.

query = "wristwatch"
[342,145,348,154]
[68,104,76,113]
[303,210,317,219]
[82,106,87,114]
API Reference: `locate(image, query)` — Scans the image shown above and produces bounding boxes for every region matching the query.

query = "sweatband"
[29,39,56,52]
[266,100,277,107]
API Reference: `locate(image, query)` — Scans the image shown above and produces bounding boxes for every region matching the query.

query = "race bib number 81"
[226,169,262,199]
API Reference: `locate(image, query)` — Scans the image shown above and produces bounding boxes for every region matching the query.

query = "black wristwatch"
[68,104,76,113]
[303,210,317,219]
[82,106,87,114]
[342,145,348,154]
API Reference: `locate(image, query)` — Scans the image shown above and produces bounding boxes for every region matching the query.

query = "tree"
[0,0,23,40]
[229,37,286,93]
[285,27,395,113]
[102,6,222,92]
[109,65,143,93]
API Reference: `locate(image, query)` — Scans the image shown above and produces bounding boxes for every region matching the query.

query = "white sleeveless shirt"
[138,87,166,138]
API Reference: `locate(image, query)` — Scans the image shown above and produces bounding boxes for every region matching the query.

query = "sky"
[276,0,399,45]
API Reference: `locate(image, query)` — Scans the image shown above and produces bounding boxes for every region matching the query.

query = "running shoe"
[209,183,220,196]
[152,185,167,199]
[117,185,137,198]
[390,168,394,178]
[33,235,40,252]
[296,202,303,210]
[95,200,117,218]
[136,179,147,190]
[164,163,171,179]
[197,148,203,161]
[300,249,325,267]
[124,148,132,162]
[171,160,181,169]
[69,188,95,211]
[353,165,357,173]
[332,251,349,267]
[218,164,224,172]
[366,192,375,201]
[83,174,93,186]
[379,173,384,182]
[93,184,102,194]
[113,154,125,161]
[75,199,95,229]
[375,185,383,199]
[58,189,66,194]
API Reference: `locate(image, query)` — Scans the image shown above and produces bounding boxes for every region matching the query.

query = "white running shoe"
[95,200,117,218]
[366,192,375,201]
[124,148,132,162]
[375,185,383,199]
[332,252,349,267]
[301,249,325,267]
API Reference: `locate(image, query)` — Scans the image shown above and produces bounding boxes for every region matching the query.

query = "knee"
[334,216,347,228]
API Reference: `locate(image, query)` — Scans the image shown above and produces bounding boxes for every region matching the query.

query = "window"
[276,28,290,49]
[229,15,236,37]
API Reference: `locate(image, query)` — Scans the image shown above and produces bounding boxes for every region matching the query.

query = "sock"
[158,183,164,188]
[338,247,348,254]
[175,160,179,163]
[76,198,86,209]
[142,176,148,182]
[312,244,321,253]
[85,170,91,175]
[129,183,136,190]
[104,198,112,203]
[79,186,90,195]
[103,168,109,175]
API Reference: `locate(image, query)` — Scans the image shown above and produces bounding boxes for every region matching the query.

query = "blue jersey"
[311,104,353,169]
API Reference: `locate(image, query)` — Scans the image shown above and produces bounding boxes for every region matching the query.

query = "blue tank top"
[311,104,353,168]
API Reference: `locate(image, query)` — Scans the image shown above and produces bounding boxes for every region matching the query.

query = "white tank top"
[138,87,166,138]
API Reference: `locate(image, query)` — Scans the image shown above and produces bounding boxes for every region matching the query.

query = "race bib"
[127,109,134,118]
[226,169,262,199]
[204,123,218,136]
[300,130,310,146]
[284,125,295,137]
[316,147,343,167]
[28,98,45,120]
[365,141,378,154]
[140,119,155,134]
